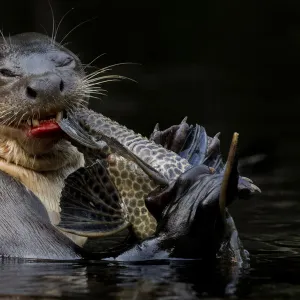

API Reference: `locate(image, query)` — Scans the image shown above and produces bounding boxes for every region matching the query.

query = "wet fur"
[0,169,82,259]
[0,33,89,246]
[0,32,133,248]
[0,137,86,246]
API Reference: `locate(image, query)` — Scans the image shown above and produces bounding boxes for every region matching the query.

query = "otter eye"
[0,68,16,77]
[58,57,75,68]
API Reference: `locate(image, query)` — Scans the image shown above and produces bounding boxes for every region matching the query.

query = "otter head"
[0,32,87,156]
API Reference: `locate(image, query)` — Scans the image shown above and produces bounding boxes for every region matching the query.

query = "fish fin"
[58,160,130,237]
[149,123,160,142]
[59,118,106,150]
[219,133,239,218]
[149,120,190,153]
[61,115,169,186]
[167,120,190,153]
[179,124,208,165]
[202,133,225,173]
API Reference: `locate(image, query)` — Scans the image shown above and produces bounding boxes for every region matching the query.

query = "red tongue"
[27,121,63,138]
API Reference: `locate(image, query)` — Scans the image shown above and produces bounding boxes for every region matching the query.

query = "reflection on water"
[0,259,246,299]
[0,262,88,297]
[1,164,300,299]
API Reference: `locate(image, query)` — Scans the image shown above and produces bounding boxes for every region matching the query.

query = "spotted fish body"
[64,136,159,239]
[63,108,199,239]
[106,154,158,239]
[58,108,218,239]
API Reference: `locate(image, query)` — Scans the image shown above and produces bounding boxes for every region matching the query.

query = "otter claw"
[250,183,261,193]
[215,132,221,139]
[241,176,253,183]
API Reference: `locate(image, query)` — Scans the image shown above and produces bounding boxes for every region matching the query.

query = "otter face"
[0,32,87,155]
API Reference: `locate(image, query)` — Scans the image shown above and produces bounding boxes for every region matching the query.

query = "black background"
[1,0,299,161]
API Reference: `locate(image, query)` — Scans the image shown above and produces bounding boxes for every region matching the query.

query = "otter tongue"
[28,121,62,138]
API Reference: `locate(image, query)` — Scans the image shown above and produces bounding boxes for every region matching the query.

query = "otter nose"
[26,73,64,100]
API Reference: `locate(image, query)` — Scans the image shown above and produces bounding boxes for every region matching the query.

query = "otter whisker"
[81,86,107,91]
[84,89,103,95]
[83,74,136,85]
[81,90,107,97]
[82,79,126,88]
[8,33,12,49]
[83,69,120,80]
[85,95,104,100]
[83,93,107,98]
[79,87,107,93]
[80,83,108,89]
[75,97,89,105]
[83,70,109,80]
[66,102,87,111]
[82,64,99,71]
[39,24,49,36]
[60,18,96,45]
[76,103,89,109]
[0,111,16,125]
[84,62,139,79]
[17,112,27,127]
[83,53,107,71]
[0,29,9,47]
[0,110,14,120]
[82,80,121,88]
[76,97,89,104]
[77,91,107,98]
[84,70,118,81]
[61,42,71,48]
[6,115,18,127]
[48,0,56,44]
[53,7,75,43]
[82,78,121,85]
[78,89,107,98]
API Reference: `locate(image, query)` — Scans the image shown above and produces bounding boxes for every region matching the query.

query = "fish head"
[153,166,230,259]
[152,133,255,260]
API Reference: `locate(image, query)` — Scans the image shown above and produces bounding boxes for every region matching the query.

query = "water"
[0,161,300,299]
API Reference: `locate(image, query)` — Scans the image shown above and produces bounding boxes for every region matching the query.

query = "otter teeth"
[24,113,62,127]
[32,119,40,127]
[56,111,63,122]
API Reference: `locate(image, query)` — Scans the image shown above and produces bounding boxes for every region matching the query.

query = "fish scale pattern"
[75,108,192,182]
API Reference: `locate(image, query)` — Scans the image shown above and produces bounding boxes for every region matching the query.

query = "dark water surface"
[0,162,300,299]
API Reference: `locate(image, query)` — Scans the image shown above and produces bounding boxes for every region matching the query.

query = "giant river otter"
[0,32,86,247]
[0,32,259,262]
